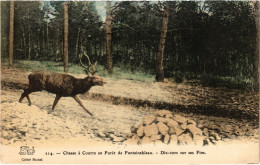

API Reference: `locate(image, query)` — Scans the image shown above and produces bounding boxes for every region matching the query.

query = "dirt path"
[0,65,259,146]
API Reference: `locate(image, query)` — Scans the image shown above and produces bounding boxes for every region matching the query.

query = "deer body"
[19,71,105,116]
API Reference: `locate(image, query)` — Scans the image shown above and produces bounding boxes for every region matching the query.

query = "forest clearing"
[1,63,259,147]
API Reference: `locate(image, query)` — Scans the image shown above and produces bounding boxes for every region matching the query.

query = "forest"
[1,1,260,155]
[1,1,259,91]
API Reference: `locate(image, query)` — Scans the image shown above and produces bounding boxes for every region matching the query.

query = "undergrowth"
[3,59,254,90]
[13,60,155,82]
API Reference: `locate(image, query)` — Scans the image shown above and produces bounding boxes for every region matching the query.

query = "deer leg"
[19,89,32,106]
[73,95,93,116]
[52,94,62,111]
[25,95,32,106]
[19,93,26,103]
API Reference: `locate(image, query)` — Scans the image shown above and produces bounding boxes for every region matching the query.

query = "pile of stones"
[125,110,222,146]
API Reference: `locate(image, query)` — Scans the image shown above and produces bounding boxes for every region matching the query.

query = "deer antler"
[79,52,97,75]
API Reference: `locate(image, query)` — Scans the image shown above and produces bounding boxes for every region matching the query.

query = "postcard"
[1,1,259,164]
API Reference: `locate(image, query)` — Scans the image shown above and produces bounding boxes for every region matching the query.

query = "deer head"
[79,52,106,86]
[87,75,106,86]
[79,51,97,75]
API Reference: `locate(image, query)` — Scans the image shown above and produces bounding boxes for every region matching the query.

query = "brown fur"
[19,71,105,116]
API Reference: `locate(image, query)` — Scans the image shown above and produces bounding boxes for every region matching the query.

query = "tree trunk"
[55,32,59,62]
[63,2,69,73]
[254,1,260,92]
[75,27,81,60]
[156,3,169,82]
[27,8,31,60]
[255,1,260,91]
[46,21,49,50]
[105,1,113,74]
[9,1,14,67]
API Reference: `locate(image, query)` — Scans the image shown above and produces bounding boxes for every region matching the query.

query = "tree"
[9,1,14,67]
[254,1,260,92]
[63,2,69,72]
[105,1,113,74]
[156,2,169,82]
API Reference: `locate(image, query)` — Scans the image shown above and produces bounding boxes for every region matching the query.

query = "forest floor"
[0,64,259,147]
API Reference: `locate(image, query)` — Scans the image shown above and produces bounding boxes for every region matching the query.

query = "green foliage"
[201,75,254,91]
[14,60,155,82]
[1,1,257,90]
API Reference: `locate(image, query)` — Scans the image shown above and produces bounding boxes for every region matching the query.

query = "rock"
[165,114,174,119]
[174,127,185,136]
[154,110,172,117]
[130,126,138,133]
[125,135,139,145]
[166,119,178,128]
[202,128,209,136]
[157,122,169,135]
[173,115,187,124]
[209,131,221,141]
[110,134,125,142]
[137,125,144,137]
[97,131,106,138]
[143,115,156,125]
[164,134,170,144]
[197,124,204,128]
[1,138,9,145]
[193,136,205,146]
[151,134,162,141]
[2,130,9,138]
[180,123,187,130]
[187,124,203,137]
[169,135,178,145]
[187,119,197,125]
[33,137,41,140]
[157,117,168,123]
[154,140,164,145]
[178,133,192,145]
[224,125,232,133]
[144,123,159,137]
[113,137,125,142]
[140,136,152,144]
[209,136,216,145]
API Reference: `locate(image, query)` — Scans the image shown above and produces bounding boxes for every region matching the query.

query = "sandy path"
[1,90,154,146]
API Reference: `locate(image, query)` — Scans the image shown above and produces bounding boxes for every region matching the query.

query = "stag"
[19,52,105,116]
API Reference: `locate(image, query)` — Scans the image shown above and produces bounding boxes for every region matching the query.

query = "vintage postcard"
[0,1,259,164]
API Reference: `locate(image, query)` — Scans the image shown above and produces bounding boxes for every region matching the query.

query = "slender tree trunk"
[156,3,169,82]
[21,25,27,58]
[46,21,49,50]
[254,1,260,92]
[36,28,40,58]
[55,32,59,62]
[63,2,69,73]
[75,27,81,59]
[9,1,14,67]
[27,8,31,60]
[105,1,113,74]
